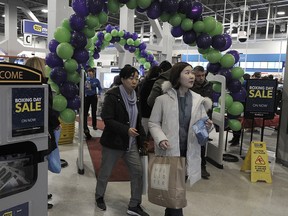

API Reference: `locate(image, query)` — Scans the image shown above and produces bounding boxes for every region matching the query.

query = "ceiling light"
[134,15,137,18]
[277,11,285,16]
[41,9,48,13]
[2,14,5,18]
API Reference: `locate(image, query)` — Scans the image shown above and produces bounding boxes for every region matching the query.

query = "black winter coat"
[100,87,146,151]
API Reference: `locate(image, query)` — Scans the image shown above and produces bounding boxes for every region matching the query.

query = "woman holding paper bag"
[148,62,213,216]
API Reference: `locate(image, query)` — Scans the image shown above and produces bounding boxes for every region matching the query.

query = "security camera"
[238,31,247,42]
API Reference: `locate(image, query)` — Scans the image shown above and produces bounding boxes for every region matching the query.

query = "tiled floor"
[48,124,288,216]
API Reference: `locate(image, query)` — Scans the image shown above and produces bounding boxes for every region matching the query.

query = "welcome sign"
[244,79,277,119]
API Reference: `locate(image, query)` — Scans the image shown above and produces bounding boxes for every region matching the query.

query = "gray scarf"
[119,85,138,148]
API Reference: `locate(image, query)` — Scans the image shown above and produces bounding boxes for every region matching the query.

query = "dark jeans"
[84,95,98,131]
[201,145,206,167]
[165,208,183,216]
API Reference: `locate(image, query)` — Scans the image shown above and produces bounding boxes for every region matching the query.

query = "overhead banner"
[244,79,277,119]
[22,19,48,37]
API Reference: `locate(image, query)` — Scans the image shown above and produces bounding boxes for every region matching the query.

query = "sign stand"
[241,141,272,183]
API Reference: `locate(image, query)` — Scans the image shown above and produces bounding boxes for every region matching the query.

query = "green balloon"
[60,108,76,123]
[181,18,193,31]
[228,119,242,131]
[144,62,151,70]
[107,0,120,13]
[207,49,222,64]
[56,42,74,60]
[193,21,205,33]
[178,13,186,20]
[119,38,126,46]
[111,29,118,37]
[212,83,222,93]
[86,15,99,29]
[169,13,182,27]
[53,95,67,112]
[198,48,211,55]
[118,30,125,37]
[88,58,95,67]
[213,107,221,113]
[139,58,146,64]
[220,54,235,68]
[160,12,171,22]
[127,38,134,46]
[64,59,78,73]
[98,12,108,24]
[126,0,137,9]
[137,0,152,9]
[219,93,233,109]
[61,19,72,31]
[104,33,112,41]
[228,101,244,116]
[45,65,51,77]
[239,77,244,84]
[209,21,223,36]
[54,27,71,43]
[203,16,217,33]
[86,38,93,50]
[82,27,95,39]
[50,82,60,94]
[231,67,244,79]
[67,71,81,84]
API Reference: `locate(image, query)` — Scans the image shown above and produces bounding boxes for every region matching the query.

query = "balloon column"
[46,0,246,130]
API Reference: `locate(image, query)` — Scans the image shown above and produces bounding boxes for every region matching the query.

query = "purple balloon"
[73,49,89,64]
[105,24,113,33]
[136,6,147,13]
[93,52,100,59]
[67,95,81,110]
[178,0,193,14]
[218,68,232,84]
[123,32,131,40]
[147,1,161,19]
[183,30,196,44]
[138,42,147,51]
[161,0,179,14]
[187,2,203,20]
[88,0,104,15]
[46,53,64,68]
[128,46,136,53]
[119,0,129,3]
[227,50,240,64]
[140,50,148,58]
[171,26,184,38]
[212,92,221,103]
[50,67,67,85]
[131,33,138,40]
[146,54,154,62]
[97,32,104,40]
[103,3,108,13]
[95,40,102,48]
[48,39,59,53]
[207,63,221,74]
[124,44,130,50]
[219,33,232,52]
[231,87,247,102]
[60,82,79,99]
[196,33,212,49]
[71,31,87,49]
[212,35,226,50]
[69,14,85,31]
[228,79,242,93]
[72,0,89,17]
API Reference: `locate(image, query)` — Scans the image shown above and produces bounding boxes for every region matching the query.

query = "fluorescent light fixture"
[41,9,48,13]
[134,15,137,18]
[277,11,285,15]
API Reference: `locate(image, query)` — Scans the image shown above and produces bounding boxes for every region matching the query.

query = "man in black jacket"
[191,66,213,179]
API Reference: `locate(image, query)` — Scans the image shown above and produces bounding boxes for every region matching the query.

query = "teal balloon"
[86,14,99,29]
[126,0,137,9]
[228,119,242,131]
[193,21,205,33]
[207,49,222,64]
[228,101,244,116]
[212,83,221,93]
[56,42,74,60]
[220,54,235,68]
[53,95,67,112]
[203,16,217,33]
[137,0,152,9]
[98,12,108,24]
[169,13,182,27]
[67,71,81,84]
[64,59,78,73]
[60,108,76,123]
[181,18,193,31]
[231,67,244,79]
[54,27,71,43]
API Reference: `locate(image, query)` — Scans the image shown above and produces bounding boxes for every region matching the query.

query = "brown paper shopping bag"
[148,155,187,208]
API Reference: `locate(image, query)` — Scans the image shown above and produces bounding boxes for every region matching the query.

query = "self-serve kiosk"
[0,63,48,216]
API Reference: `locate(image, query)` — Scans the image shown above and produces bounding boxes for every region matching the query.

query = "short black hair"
[193,66,205,73]
[87,68,95,73]
[169,62,192,89]
[119,65,139,80]
[147,65,161,79]
[159,60,172,73]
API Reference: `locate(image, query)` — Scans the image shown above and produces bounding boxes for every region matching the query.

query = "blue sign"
[0,202,29,216]
[22,19,48,37]
[12,88,45,137]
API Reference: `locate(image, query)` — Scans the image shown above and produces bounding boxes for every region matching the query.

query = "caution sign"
[241,141,272,183]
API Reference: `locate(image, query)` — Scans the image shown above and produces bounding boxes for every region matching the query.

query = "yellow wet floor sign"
[241,141,272,183]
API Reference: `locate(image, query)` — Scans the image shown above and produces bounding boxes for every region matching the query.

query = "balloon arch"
[47,0,246,132]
